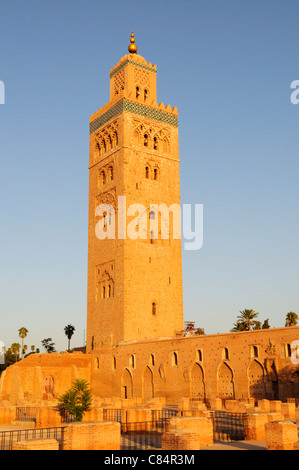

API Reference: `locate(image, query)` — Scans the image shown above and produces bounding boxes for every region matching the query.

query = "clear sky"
[0,0,298,352]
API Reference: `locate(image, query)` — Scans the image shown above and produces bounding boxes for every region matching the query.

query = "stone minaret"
[86,32,184,351]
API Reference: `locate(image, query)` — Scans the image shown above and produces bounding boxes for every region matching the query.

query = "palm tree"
[285,312,298,327]
[41,338,56,353]
[57,379,92,422]
[237,309,260,331]
[64,324,75,351]
[11,343,21,362]
[231,321,248,332]
[18,327,28,359]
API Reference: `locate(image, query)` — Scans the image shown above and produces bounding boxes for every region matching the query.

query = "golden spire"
[128,30,138,54]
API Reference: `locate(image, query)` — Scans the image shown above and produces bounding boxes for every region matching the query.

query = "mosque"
[1,33,299,406]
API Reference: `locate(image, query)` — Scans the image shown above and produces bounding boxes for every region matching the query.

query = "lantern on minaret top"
[128,31,138,54]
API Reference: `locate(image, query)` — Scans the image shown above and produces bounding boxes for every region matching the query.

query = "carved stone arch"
[99,138,106,155]
[190,363,205,400]
[153,165,160,181]
[217,362,235,400]
[44,375,54,395]
[96,190,116,209]
[133,126,142,147]
[248,359,266,400]
[161,136,170,153]
[94,141,101,159]
[135,84,141,99]
[153,133,159,151]
[103,132,112,152]
[143,86,150,103]
[121,368,133,399]
[143,130,151,148]
[111,130,118,148]
[145,162,151,179]
[142,366,154,400]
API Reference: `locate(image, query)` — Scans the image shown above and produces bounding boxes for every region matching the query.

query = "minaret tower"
[86,32,184,351]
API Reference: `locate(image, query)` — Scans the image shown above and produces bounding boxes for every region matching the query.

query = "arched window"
[101,170,106,185]
[136,86,140,99]
[145,166,149,179]
[222,347,229,360]
[112,356,117,370]
[196,349,203,362]
[251,345,259,358]
[96,357,100,369]
[153,137,158,150]
[100,139,106,155]
[144,88,148,101]
[129,354,136,369]
[153,168,158,180]
[114,131,118,146]
[102,286,106,299]
[109,166,113,181]
[144,134,149,147]
[152,302,157,316]
[108,284,111,298]
[172,351,178,367]
[107,135,112,151]
[150,354,155,366]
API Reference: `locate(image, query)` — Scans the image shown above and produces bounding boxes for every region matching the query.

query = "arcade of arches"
[118,359,268,402]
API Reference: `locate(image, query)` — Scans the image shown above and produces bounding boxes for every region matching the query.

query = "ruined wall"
[1,327,299,405]
[90,326,299,403]
[0,352,91,403]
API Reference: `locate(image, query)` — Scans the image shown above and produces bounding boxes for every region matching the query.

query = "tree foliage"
[41,338,56,353]
[57,379,92,422]
[285,312,298,327]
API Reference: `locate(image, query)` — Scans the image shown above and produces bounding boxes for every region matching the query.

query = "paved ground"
[0,425,269,450]
[201,440,267,450]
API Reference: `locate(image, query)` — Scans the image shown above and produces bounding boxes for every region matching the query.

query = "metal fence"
[0,407,249,450]
[0,426,65,451]
[103,408,123,423]
[121,421,167,450]
[15,407,38,423]
[179,409,247,442]
[210,411,247,441]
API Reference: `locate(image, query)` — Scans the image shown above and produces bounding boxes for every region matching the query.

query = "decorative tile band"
[90,98,178,134]
[110,59,157,78]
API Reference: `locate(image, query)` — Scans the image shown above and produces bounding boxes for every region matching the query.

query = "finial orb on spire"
[128,30,138,54]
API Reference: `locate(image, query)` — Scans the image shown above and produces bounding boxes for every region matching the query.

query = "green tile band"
[90,98,178,134]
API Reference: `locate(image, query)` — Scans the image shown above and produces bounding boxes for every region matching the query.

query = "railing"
[1,407,249,450]
[0,426,65,451]
[121,421,167,450]
[103,408,123,423]
[179,409,247,441]
[15,407,38,423]
[210,411,247,441]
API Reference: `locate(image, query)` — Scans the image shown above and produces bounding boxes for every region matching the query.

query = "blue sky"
[0,0,298,352]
